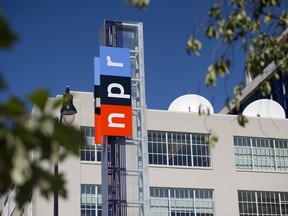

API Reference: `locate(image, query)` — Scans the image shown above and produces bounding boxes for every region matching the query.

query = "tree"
[128,0,288,126]
[0,12,84,208]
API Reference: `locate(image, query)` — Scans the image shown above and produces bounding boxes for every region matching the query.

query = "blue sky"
[0,0,246,112]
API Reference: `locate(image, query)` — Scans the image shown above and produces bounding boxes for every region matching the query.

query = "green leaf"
[208,4,221,20]
[52,98,63,110]
[233,82,244,96]
[264,14,272,25]
[0,13,18,48]
[126,0,150,10]
[279,11,288,29]
[207,133,218,148]
[205,25,219,39]
[11,139,32,186]
[28,89,49,111]
[1,97,26,116]
[186,36,202,56]
[259,81,271,96]
[237,114,248,127]
[0,73,6,90]
[205,65,216,87]
[38,116,55,136]
[231,98,240,111]
[53,124,84,155]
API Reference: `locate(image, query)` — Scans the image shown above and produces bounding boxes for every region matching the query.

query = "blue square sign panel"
[100,46,131,77]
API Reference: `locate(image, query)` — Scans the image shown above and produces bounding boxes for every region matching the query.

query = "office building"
[1,91,288,216]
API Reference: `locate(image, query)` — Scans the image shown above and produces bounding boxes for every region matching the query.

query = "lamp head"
[60,86,77,125]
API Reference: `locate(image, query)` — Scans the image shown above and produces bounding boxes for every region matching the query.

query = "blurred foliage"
[0,12,17,48]
[186,36,202,56]
[125,0,150,10]
[130,0,288,127]
[0,11,84,208]
[206,132,219,148]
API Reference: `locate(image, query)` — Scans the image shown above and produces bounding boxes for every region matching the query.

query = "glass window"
[121,25,139,51]
[275,140,288,171]
[81,185,101,216]
[238,191,288,216]
[148,131,211,168]
[234,136,288,171]
[81,127,101,163]
[150,188,214,216]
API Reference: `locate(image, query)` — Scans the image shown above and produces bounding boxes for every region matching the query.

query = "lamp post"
[54,86,77,216]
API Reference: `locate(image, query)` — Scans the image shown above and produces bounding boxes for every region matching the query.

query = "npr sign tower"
[95,20,150,216]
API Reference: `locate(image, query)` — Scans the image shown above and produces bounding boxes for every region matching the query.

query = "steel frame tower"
[100,20,150,216]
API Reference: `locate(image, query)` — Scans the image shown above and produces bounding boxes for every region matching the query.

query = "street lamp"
[54,86,77,216]
[60,86,77,125]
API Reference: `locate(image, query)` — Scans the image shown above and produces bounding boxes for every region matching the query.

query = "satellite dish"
[168,94,214,114]
[242,99,285,119]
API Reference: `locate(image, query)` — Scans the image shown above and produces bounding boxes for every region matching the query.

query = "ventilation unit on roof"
[168,94,214,114]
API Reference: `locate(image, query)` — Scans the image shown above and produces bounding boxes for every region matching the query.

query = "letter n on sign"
[101,104,132,137]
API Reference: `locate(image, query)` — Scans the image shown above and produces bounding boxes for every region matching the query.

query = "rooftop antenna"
[168,94,214,114]
[243,99,285,119]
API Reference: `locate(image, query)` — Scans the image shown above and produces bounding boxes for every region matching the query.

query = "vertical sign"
[94,46,132,144]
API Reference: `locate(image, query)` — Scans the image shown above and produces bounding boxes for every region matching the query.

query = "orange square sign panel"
[101,104,132,137]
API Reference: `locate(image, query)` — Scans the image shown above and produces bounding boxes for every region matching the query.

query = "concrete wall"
[147,109,288,216]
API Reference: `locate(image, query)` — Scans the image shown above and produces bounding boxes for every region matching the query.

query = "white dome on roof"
[243,99,285,119]
[168,94,214,114]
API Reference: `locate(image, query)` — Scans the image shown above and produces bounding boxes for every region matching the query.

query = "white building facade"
[2,91,288,216]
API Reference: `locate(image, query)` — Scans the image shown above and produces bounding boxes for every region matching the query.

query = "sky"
[0,0,247,112]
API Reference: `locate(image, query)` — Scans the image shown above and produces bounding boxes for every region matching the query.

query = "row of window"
[80,185,214,216]
[81,128,211,168]
[81,128,288,172]
[239,191,288,215]
[81,185,288,216]
[148,131,211,167]
[150,188,214,216]
[81,185,102,216]
[234,137,288,171]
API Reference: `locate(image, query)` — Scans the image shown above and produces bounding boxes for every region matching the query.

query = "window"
[234,137,288,171]
[81,185,102,216]
[148,131,211,168]
[81,127,101,162]
[150,188,214,216]
[121,25,138,51]
[238,191,288,216]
